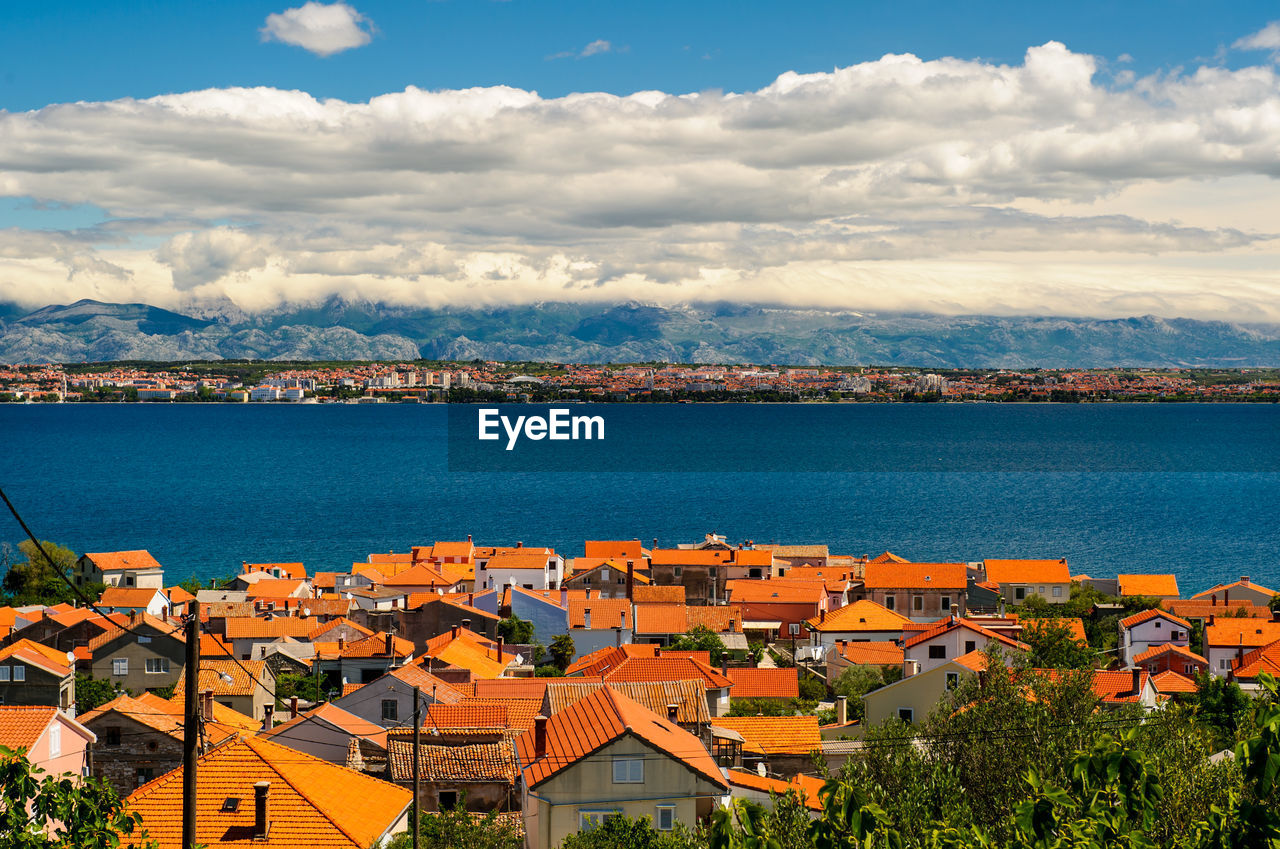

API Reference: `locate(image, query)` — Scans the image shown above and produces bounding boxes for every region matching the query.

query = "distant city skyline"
[3,2,1280,322]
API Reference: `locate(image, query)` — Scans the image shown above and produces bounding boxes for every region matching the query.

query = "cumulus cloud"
[1234,21,1280,52]
[261,1,374,57]
[2,40,1280,320]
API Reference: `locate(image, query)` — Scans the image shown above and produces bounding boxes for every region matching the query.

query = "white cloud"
[3,40,1280,320]
[261,2,374,57]
[1234,21,1280,52]
[549,39,620,60]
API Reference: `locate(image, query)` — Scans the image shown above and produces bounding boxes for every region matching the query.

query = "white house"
[477,547,565,591]
[903,617,1028,676]
[1118,609,1192,668]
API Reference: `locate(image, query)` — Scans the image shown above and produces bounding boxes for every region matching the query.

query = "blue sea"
[1,402,1278,593]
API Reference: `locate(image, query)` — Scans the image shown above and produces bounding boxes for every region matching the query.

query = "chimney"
[384,632,394,656]
[462,618,471,632]
[950,603,959,619]
[1225,590,1230,604]
[533,715,548,758]
[626,560,635,601]
[1242,576,1251,585]
[253,781,270,840]
[1212,594,1217,607]
[451,624,460,639]
[262,704,274,731]
[201,689,214,720]
[162,605,169,619]
[338,636,345,652]
[583,608,592,630]
[666,704,679,722]
[652,538,658,551]
[903,659,918,678]
[517,541,523,548]
[721,651,729,677]
[289,696,299,719]
[1209,614,1216,626]
[1131,668,1141,696]
[496,636,504,660]
[615,626,623,647]
[620,611,627,629]
[729,618,736,632]
[820,609,825,624]
[467,534,473,543]
[129,610,139,625]
[836,695,848,725]
[468,593,474,606]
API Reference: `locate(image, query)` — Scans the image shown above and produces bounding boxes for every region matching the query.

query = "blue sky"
[2,1,1278,110]
[2,2,1280,322]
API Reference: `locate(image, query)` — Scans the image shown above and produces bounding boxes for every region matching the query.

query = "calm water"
[1,403,1278,592]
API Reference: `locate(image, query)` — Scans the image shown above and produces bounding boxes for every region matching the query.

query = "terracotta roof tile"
[807,600,911,632]
[1133,643,1206,665]
[383,666,468,703]
[584,540,647,559]
[340,632,414,659]
[174,659,269,698]
[564,644,659,676]
[1192,579,1279,600]
[728,582,825,604]
[633,603,687,634]
[726,769,824,811]
[633,586,686,604]
[1230,639,1280,679]
[471,679,550,700]
[244,562,307,579]
[984,559,1070,584]
[903,618,1028,652]
[461,697,542,731]
[1021,617,1089,644]
[710,716,822,755]
[836,641,904,666]
[862,562,968,591]
[1119,608,1192,630]
[725,668,799,699]
[869,551,910,564]
[1151,670,1198,694]
[224,617,316,640]
[1117,574,1181,598]
[83,550,163,572]
[543,680,711,725]
[569,598,632,629]
[1163,599,1270,619]
[0,705,58,751]
[600,657,733,689]
[98,586,166,607]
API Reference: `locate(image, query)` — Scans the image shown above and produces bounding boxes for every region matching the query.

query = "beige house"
[983,559,1072,605]
[864,652,987,727]
[517,686,728,849]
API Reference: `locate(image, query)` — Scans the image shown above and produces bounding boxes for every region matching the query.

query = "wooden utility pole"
[182,601,201,849]
[412,685,421,849]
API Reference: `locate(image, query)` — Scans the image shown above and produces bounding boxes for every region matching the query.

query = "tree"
[560,813,699,849]
[497,615,535,645]
[1021,618,1097,669]
[1270,594,1280,615]
[549,634,576,671]
[0,746,156,848]
[1,540,83,606]
[385,795,523,849]
[74,674,119,713]
[829,665,900,722]
[671,625,726,657]
[1190,672,1251,749]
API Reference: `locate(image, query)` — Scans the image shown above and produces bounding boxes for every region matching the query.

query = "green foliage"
[727,698,794,717]
[533,665,565,677]
[0,746,156,848]
[1189,671,1251,749]
[497,615,535,645]
[1270,594,1280,614]
[1020,618,1097,669]
[797,670,826,704]
[829,665,902,722]
[385,796,523,849]
[549,634,576,671]
[671,625,727,657]
[74,674,119,713]
[275,672,323,707]
[560,814,701,849]
[1,540,84,606]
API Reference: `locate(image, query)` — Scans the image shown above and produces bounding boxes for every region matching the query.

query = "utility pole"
[182,601,201,849]
[412,685,421,849]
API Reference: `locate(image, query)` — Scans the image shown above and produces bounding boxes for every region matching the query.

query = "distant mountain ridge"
[2,297,1280,367]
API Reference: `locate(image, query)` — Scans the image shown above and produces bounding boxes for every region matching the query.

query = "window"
[12,665,24,682]
[49,723,60,757]
[1052,586,1063,598]
[940,596,951,611]
[105,727,122,746]
[136,636,151,644]
[946,672,960,689]
[125,576,135,587]
[1184,664,1195,674]
[112,658,128,676]
[656,806,676,831]
[1014,587,1026,601]
[136,767,154,788]
[898,708,914,723]
[964,640,977,654]
[145,658,170,674]
[0,667,8,682]
[381,699,398,721]
[1037,586,1045,594]
[913,595,923,612]
[1154,621,1162,629]
[438,791,458,810]
[612,756,644,783]
[583,576,592,585]
[928,645,946,659]
[673,566,682,579]
[579,811,622,832]
[618,577,626,585]
[221,798,241,813]
[1220,658,1231,670]
[884,595,896,611]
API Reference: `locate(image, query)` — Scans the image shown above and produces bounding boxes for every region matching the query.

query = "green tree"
[560,813,700,849]
[0,746,156,848]
[829,665,900,723]
[497,615,535,645]
[549,634,576,671]
[727,697,792,717]
[1,540,85,606]
[1021,618,1097,669]
[74,674,119,713]
[670,625,727,657]
[276,672,323,707]
[1270,594,1280,615]
[1190,671,1251,749]
[385,796,523,849]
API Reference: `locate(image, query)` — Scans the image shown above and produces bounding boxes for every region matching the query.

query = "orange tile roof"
[0,638,74,673]
[543,679,710,725]
[725,668,799,699]
[125,735,412,849]
[174,659,269,698]
[383,665,468,703]
[632,603,687,634]
[245,579,305,600]
[383,563,455,588]
[166,586,196,604]
[869,551,910,564]
[431,541,476,560]
[83,550,163,572]
[421,703,510,729]
[569,598,632,629]
[710,716,822,755]
[1119,609,1192,630]
[633,586,686,604]
[1151,670,1198,694]
[0,705,59,751]
[1021,617,1089,645]
[1089,670,1152,703]
[1163,599,1270,619]
[1117,574,1181,598]
[386,736,517,784]
[485,552,554,570]
[418,629,515,679]
[517,686,726,789]
[726,769,824,811]
[1133,643,1206,665]
[98,586,165,607]
[583,540,646,560]
[462,697,542,731]
[244,562,307,579]
[984,559,1070,584]
[564,644,660,676]
[311,572,339,590]
[1232,640,1280,679]
[224,617,316,640]
[263,702,388,747]
[728,582,825,604]
[651,549,733,566]
[471,679,550,701]
[600,656,733,689]
[1192,579,1279,600]
[837,640,904,666]
[735,550,774,567]
[903,618,1028,652]
[308,618,373,642]
[81,694,184,737]
[340,632,414,659]
[685,605,744,632]
[807,600,911,632]
[862,562,968,591]
[952,650,990,672]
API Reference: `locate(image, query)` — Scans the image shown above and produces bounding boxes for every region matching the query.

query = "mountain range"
[3,297,1280,367]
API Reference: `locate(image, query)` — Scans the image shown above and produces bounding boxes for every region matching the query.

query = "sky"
[3,1,1280,321]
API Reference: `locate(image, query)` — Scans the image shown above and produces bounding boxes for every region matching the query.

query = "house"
[87,613,186,696]
[903,617,1028,675]
[1192,577,1278,608]
[1118,609,1193,667]
[1151,670,1199,701]
[242,562,307,581]
[1133,643,1208,676]
[223,617,316,660]
[587,655,734,717]
[708,715,822,778]
[804,600,911,650]
[864,651,987,726]
[757,544,830,570]
[1087,669,1160,708]
[727,581,827,636]
[74,550,165,589]
[583,540,649,561]
[417,626,518,679]
[568,597,634,656]
[859,562,968,620]
[386,726,520,814]
[316,632,414,688]
[81,692,257,796]
[726,769,825,817]
[563,558,648,599]
[173,659,276,723]
[1228,640,1280,687]
[333,664,465,728]
[517,686,728,849]
[381,563,461,596]
[649,548,756,606]
[632,603,744,648]
[124,735,413,849]
[824,640,905,680]
[983,559,1071,605]
[476,546,565,591]
[725,668,799,703]
[97,586,172,618]
[0,705,94,780]
[542,680,713,735]
[1117,574,1181,600]
[261,702,388,767]
[0,639,76,713]
[1204,618,1280,676]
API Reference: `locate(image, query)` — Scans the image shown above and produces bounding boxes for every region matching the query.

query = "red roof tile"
[862,562,968,591]
[0,706,59,751]
[725,668,799,699]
